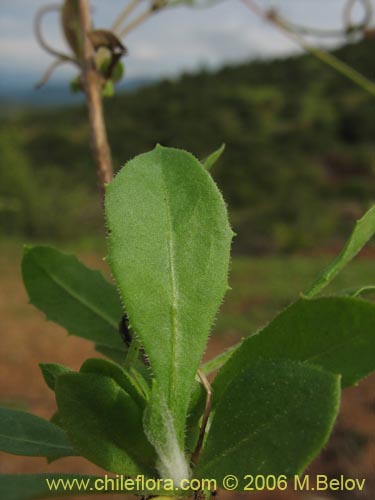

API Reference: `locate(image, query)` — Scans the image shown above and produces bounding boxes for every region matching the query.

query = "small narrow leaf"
[22,246,124,348]
[201,344,239,376]
[94,345,152,392]
[185,380,206,453]
[202,144,225,170]
[305,205,375,297]
[0,408,76,459]
[195,360,340,486]
[39,363,72,391]
[105,146,233,478]
[213,297,375,405]
[55,372,156,476]
[80,358,146,406]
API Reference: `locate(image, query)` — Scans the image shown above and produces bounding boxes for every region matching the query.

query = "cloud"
[0,0,347,83]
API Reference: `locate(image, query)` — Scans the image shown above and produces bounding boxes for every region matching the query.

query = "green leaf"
[105,146,233,480]
[195,360,340,486]
[0,407,76,459]
[213,297,375,405]
[22,246,124,348]
[185,380,206,453]
[201,344,239,376]
[101,80,115,97]
[202,144,225,170]
[79,358,147,406]
[39,363,72,391]
[94,345,152,393]
[95,343,126,363]
[305,205,375,297]
[55,372,156,476]
[0,474,114,500]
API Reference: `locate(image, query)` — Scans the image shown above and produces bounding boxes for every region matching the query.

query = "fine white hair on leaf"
[144,387,190,486]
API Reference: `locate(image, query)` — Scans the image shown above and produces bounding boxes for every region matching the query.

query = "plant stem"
[112,0,141,33]
[242,0,375,96]
[78,0,114,199]
[191,369,212,465]
[289,32,375,96]
[118,7,155,38]
[118,0,167,38]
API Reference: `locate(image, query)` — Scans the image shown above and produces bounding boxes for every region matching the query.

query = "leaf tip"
[23,244,33,255]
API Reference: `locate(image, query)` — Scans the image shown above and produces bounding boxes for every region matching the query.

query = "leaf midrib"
[160,163,178,409]
[32,257,118,330]
[0,433,73,453]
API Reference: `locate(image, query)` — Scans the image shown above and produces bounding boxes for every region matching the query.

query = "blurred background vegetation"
[1,38,374,254]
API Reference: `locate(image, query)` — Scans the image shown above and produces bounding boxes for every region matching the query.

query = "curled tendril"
[272,0,372,39]
[256,0,372,40]
[34,3,79,88]
[343,0,373,33]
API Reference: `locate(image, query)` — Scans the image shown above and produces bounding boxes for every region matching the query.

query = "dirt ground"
[0,248,374,500]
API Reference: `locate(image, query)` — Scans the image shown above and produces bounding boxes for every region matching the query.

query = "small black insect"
[118,313,133,346]
[118,313,150,367]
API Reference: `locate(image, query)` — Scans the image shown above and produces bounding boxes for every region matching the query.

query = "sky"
[0,0,365,89]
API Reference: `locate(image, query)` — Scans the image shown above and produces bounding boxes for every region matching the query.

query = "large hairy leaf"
[105,146,233,480]
[213,297,375,405]
[195,360,340,486]
[0,408,76,459]
[305,205,375,297]
[55,372,156,476]
[22,246,124,348]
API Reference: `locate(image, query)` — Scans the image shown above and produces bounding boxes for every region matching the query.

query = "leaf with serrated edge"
[213,297,375,407]
[0,408,77,459]
[105,146,233,482]
[22,246,124,348]
[195,360,340,487]
[305,205,375,297]
[55,372,156,476]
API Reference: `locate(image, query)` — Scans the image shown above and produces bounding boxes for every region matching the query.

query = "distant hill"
[1,40,374,253]
[0,76,154,110]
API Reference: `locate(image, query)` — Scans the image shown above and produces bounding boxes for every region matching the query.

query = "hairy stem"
[78,0,114,198]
